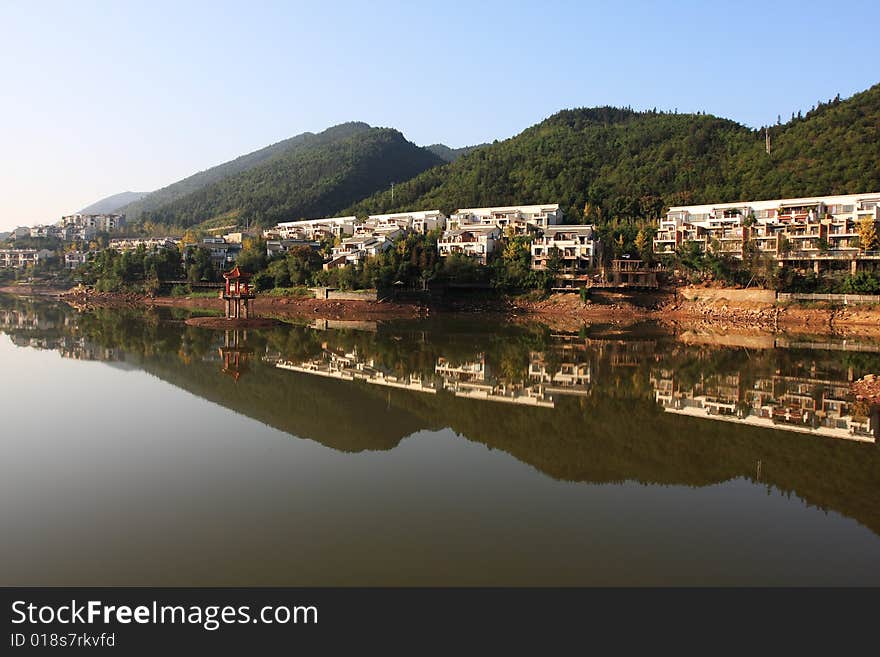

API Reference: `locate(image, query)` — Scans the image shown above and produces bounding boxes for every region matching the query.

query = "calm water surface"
[1,294,879,585]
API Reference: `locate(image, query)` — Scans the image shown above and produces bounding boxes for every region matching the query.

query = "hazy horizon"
[2,0,878,231]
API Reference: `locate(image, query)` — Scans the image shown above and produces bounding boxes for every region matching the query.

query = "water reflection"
[2,294,879,545]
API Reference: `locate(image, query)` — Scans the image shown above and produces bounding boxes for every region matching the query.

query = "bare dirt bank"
[7,285,880,336]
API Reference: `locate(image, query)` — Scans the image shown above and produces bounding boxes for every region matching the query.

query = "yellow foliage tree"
[857,218,878,251]
[634,229,648,256]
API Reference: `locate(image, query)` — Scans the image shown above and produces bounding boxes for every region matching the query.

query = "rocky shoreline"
[5,284,880,336]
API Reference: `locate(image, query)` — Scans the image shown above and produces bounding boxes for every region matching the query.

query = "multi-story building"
[264,216,357,241]
[64,250,94,269]
[266,239,321,259]
[194,237,241,269]
[530,225,599,275]
[365,210,447,235]
[0,249,54,268]
[109,237,179,251]
[61,213,126,232]
[29,225,63,239]
[324,234,395,269]
[449,204,563,234]
[436,225,501,265]
[653,192,880,272]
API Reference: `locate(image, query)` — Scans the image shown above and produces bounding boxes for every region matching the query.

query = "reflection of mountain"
[2,293,880,536]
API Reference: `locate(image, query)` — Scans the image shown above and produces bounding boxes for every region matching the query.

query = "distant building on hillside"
[0,248,54,268]
[64,250,95,269]
[264,216,357,241]
[109,237,179,251]
[61,213,126,232]
[365,210,447,234]
[449,204,563,234]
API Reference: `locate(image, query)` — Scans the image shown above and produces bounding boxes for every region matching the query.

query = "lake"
[1,294,879,585]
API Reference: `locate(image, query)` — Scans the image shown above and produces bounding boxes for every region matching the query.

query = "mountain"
[348,83,880,223]
[426,143,487,163]
[126,122,444,228]
[79,191,148,214]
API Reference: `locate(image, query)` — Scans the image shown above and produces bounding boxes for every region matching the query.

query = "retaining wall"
[678,288,777,304]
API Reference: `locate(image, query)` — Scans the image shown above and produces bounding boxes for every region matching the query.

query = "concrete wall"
[310,287,377,301]
[777,293,880,305]
[679,287,776,304]
[326,290,378,302]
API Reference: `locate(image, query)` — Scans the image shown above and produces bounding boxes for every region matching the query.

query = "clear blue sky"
[1,0,877,230]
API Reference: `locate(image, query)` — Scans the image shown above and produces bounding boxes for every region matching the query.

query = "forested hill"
[348,83,880,223]
[79,191,148,214]
[129,124,445,228]
[426,143,488,163]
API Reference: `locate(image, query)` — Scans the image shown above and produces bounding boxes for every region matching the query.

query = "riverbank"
[6,284,880,336]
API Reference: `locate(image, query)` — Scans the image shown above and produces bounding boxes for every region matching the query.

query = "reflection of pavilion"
[218,330,253,382]
[652,368,878,443]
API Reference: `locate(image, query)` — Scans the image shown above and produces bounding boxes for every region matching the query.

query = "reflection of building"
[652,368,878,443]
[435,356,487,382]
[529,351,591,396]
[59,337,119,361]
[277,347,436,394]
[0,308,59,331]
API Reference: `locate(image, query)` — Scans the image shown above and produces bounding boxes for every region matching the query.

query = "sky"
[1,0,878,231]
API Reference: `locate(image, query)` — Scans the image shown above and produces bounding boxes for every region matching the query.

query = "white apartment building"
[449,204,563,234]
[64,250,94,269]
[530,225,599,274]
[324,235,395,269]
[653,192,880,261]
[264,216,357,241]
[365,210,447,234]
[109,237,179,251]
[437,225,501,265]
[29,225,61,239]
[61,213,126,232]
[196,237,241,268]
[0,249,54,268]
